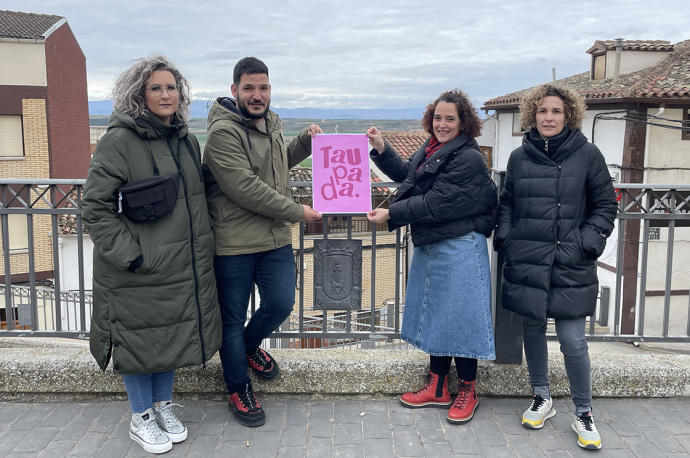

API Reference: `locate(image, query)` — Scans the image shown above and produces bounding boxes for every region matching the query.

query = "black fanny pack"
[118,173,179,222]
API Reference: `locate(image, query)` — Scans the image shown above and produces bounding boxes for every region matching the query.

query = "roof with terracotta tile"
[586,40,673,54]
[483,39,690,109]
[381,130,428,160]
[0,10,63,39]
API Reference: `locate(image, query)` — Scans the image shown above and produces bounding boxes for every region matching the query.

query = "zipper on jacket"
[544,137,549,156]
[168,137,207,366]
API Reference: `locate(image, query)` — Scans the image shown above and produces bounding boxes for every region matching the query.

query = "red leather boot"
[447,380,478,424]
[400,371,452,408]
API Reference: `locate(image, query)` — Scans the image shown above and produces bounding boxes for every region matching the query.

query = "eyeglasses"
[146,84,178,96]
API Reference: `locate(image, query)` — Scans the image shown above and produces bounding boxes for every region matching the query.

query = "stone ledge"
[0,337,688,400]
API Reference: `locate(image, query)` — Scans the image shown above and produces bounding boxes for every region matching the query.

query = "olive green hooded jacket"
[203,97,312,255]
[83,110,221,373]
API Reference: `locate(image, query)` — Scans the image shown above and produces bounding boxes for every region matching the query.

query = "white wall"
[605,49,669,79]
[0,41,47,86]
[645,107,690,184]
[476,117,496,149]
[58,234,93,291]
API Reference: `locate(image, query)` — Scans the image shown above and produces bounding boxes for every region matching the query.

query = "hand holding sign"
[312,134,372,214]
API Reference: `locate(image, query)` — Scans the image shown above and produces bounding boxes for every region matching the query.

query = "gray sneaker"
[572,412,602,449]
[154,401,188,443]
[130,408,172,454]
[521,395,556,429]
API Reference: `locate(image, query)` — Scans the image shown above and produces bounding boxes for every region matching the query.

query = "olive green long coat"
[83,111,221,374]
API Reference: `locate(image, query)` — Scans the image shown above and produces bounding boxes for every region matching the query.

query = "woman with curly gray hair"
[494,84,617,450]
[83,56,221,454]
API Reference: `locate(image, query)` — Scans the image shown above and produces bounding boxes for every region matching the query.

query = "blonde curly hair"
[519,84,585,130]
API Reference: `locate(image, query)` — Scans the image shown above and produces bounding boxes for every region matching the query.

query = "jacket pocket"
[580,225,607,260]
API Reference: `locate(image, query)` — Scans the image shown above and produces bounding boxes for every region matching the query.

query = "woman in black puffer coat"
[494,84,617,450]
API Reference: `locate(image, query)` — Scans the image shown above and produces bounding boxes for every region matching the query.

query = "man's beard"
[237,97,269,119]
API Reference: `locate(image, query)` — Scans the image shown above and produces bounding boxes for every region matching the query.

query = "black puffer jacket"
[494,128,617,320]
[371,133,497,246]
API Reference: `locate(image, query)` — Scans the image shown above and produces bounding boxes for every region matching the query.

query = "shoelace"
[239,385,259,411]
[414,375,434,395]
[530,395,546,412]
[249,349,270,368]
[141,416,168,441]
[577,413,594,431]
[156,403,183,429]
[452,383,471,407]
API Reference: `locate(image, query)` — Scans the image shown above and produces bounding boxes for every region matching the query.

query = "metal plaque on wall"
[313,239,362,310]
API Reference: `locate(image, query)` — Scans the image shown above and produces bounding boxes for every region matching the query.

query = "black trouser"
[430,355,477,382]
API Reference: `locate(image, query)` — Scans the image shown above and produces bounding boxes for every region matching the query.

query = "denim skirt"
[401,232,495,359]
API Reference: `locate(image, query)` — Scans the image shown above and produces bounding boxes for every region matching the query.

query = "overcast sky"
[4,0,689,111]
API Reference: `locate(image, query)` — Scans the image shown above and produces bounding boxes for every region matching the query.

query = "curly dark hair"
[519,84,585,130]
[421,89,482,139]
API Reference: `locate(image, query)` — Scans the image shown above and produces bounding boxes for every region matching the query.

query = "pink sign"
[312,134,371,214]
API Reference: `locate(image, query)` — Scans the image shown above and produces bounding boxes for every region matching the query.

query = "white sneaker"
[572,412,602,450]
[521,395,556,429]
[154,401,188,443]
[129,408,172,454]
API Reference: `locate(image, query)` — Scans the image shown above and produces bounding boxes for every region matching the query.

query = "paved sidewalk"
[1,397,689,457]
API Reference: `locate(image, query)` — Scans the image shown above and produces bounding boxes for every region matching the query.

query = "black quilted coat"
[494,128,617,321]
[371,133,497,246]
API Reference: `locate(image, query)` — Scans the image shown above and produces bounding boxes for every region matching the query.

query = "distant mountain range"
[88,100,422,120]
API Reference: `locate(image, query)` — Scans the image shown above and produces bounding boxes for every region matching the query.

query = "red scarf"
[418,136,443,170]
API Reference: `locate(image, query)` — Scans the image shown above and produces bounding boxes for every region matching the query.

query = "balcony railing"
[1,178,689,356]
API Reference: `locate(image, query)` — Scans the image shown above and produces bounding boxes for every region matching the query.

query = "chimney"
[614,38,623,82]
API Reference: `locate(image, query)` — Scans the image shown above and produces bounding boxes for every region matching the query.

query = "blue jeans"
[523,317,591,415]
[215,244,295,393]
[122,370,175,413]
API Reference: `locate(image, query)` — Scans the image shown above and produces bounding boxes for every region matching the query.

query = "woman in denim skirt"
[366,89,497,424]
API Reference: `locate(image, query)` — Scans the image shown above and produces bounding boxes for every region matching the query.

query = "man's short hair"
[233,57,269,86]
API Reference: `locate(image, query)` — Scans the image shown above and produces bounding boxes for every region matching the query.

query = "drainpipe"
[552,67,556,82]
[614,38,623,82]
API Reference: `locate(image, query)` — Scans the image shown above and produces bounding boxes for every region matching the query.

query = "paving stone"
[37,439,77,457]
[621,434,665,457]
[308,401,334,420]
[642,426,686,453]
[185,433,220,456]
[69,431,109,456]
[392,425,424,457]
[179,401,206,424]
[334,422,362,445]
[677,433,690,453]
[7,406,49,430]
[88,405,127,433]
[388,403,416,426]
[416,411,446,443]
[250,430,280,454]
[479,444,516,457]
[334,400,363,424]
[306,437,332,457]
[281,424,307,446]
[495,414,529,435]
[473,419,507,447]
[74,403,106,422]
[362,413,390,439]
[607,411,643,436]
[332,443,362,457]
[261,402,287,432]
[361,400,388,414]
[307,416,333,438]
[0,404,27,426]
[277,445,305,458]
[10,425,58,453]
[445,423,482,455]
[364,437,395,456]
[422,440,453,457]
[506,433,545,457]
[527,428,568,452]
[94,438,131,458]
[40,403,82,426]
[285,400,309,425]
[54,420,93,441]
[0,429,28,452]
[592,421,626,449]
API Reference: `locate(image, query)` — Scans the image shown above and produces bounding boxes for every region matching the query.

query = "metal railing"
[0,179,688,351]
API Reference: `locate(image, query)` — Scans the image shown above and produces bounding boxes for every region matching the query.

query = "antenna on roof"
[552,67,556,82]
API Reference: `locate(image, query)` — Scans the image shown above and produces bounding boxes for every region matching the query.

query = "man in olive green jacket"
[203,57,322,428]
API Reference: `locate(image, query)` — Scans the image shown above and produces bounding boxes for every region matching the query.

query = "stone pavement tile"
[285,400,309,425]
[471,402,495,421]
[0,403,26,427]
[88,404,128,433]
[93,437,131,458]
[361,400,388,414]
[306,437,332,457]
[506,433,545,457]
[444,424,481,455]
[308,401,334,420]
[68,431,109,456]
[621,434,665,457]
[362,437,393,457]
[334,400,363,424]
[0,430,28,452]
[362,413,389,439]
[472,419,507,447]
[277,445,305,457]
[642,426,686,453]
[6,405,50,430]
[220,423,252,442]
[653,408,690,435]
[388,403,416,426]
[179,400,206,424]
[334,422,363,445]
[250,430,280,454]
[538,451,570,458]
[592,422,626,449]
[10,425,58,453]
[597,450,640,457]
[214,440,253,456]
[607,411,643,437]
[416,411,446,443]
[53,420,92,441]
[392,425,424,457]
[488,398,522,415]
[307,415,333,438]
[616,399,661,429]
[262,401,287,432]
[677,433,690,453]
[184,433,221,457]
[422,441,453,457]
[332,443,363,457]
[74,403,106,422]
[281,423,307,446]
[527,429,568,452]
[40,403,82,426]
[548,411,575,432]
[479,444,516,457]
[37,439,77,457]
[495,414,528,435]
